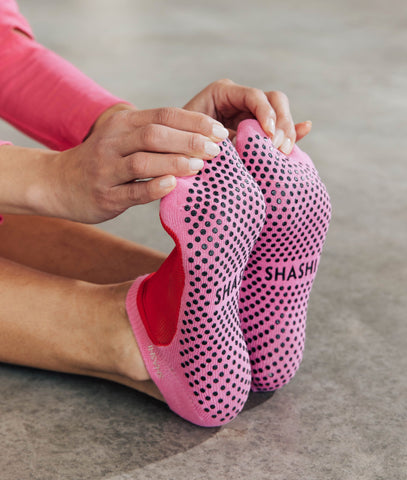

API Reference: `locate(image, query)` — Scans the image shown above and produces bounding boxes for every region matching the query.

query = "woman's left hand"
[183,78,312,155]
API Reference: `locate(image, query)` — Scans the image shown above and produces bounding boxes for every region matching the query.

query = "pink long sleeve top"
[0,0,125,150]
[0,0,127,223]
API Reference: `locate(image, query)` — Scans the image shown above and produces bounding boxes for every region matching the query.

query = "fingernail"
[280,137,292,154]
[160,176,176,189]
[212,123,229,139]
[305,120,312,126]
[266,118,276,136]
[272,129,284,149]
[189,158,204,171]
[205,141,221,157]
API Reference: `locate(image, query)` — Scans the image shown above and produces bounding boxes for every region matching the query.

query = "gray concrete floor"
[1,0,406,479]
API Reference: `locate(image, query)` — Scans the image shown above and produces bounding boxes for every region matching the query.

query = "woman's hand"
[19,79,311,224]
[184,79,312,155]
[47,107,230,223]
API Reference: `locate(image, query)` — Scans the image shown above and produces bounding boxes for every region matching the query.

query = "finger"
[265,91,296,155]
[116,152,204,184]
[115,175,177,209]
[295,121,312,142]
[217,82,277,137]
[126,107,229,142]
[118,124,222,160]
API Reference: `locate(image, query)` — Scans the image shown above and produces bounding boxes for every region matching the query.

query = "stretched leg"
[0,256,166,399]
[0,135,266,426]
[0,214,167,400]
[0,214,166,283]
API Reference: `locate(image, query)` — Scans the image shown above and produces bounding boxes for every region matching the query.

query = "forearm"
[0,144,59,216]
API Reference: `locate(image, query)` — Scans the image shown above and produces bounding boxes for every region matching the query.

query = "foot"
[126,138,266,426]
[236,119,331,392]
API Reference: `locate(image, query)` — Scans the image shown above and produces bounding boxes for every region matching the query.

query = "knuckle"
[277,111,295,131]
[249,87,265,99]
[145,180,157,199]
[216,78,234,86]
[142,124,162,147]
[172,156,188,172]
[188,133,202,153]
[157,107,178,125]
[196,114,211,133]
[274,90,289,103]
[135,180,156,205]
[129,152,148,178]
[289,126,297,138]
[280,112,293,125]
[127,183,142,203]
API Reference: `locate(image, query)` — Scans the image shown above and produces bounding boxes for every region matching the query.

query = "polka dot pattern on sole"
[126,138,266,426]
[236,119,331,392]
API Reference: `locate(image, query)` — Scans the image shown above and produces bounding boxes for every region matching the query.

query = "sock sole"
[127,139,266,426]
[236,119,331,392]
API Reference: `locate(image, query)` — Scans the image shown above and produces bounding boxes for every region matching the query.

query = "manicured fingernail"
[205,141,221,157]
[189,158,204,171]
[160,176,176,188]
[280,137,292,154]
[266,118,276,136]
[212,123,229,139]
[272,128,284,148]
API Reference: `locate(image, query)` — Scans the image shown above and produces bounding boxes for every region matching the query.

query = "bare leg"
[0,215,168,400]
[0,214,166,283]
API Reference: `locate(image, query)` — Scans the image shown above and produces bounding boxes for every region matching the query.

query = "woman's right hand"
[47,107,229,224]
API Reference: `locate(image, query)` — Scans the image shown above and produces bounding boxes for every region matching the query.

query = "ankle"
[88,282,150,382]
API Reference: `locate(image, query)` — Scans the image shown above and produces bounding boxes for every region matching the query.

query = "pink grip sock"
[126,139,266,426]
[236,119,331,392]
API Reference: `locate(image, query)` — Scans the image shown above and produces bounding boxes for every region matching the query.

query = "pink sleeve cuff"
[0,23,129,151]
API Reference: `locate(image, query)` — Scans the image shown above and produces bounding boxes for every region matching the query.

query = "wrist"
[0,145,61,216]
[27,148,68,218]
[23,148,66,218]
[88,103,135,137]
